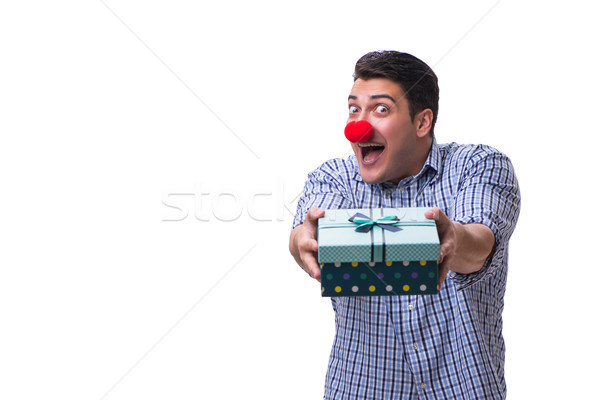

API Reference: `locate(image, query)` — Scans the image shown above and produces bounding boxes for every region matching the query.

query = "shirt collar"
[351,137,441,185]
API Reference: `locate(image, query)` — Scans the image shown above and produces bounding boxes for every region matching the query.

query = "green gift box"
[317,207,440,297]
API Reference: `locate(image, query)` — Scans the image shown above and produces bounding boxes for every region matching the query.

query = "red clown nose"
[344,120,374,143]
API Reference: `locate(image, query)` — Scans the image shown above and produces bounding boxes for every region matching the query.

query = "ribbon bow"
[348,213,401,233]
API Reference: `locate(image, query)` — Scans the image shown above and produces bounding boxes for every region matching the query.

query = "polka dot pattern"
[320,260,438,296]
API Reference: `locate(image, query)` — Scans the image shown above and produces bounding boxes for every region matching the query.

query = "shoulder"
[308,156,359,183]
[437,142,515,172]
[439,142,508,160]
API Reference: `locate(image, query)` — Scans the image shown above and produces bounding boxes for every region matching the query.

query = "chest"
[350,178,458,219]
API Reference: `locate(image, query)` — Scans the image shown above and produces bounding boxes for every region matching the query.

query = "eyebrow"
[348,94,396,103]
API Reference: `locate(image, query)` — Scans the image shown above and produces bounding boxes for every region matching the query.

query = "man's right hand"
[289,207,325,282]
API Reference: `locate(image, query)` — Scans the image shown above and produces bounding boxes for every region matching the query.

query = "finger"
[310,263,321,282]
[439,240,451,264]
[424,207,441,220]
[301,208,325,239]
[426,207,452,231]
[305,207,325,224]
[437,273,445,291]
[299,238,321,281]
[299,238,318,255]
[300,252,321,282]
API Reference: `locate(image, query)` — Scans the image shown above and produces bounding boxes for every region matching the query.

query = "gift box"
[318,207,440,297]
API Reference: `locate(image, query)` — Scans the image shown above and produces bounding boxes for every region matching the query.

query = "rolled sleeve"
[292,159,354,230]
[449,146,521,287]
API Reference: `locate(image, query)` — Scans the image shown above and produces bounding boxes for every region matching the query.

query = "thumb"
[425,207,451,232]
[424,207,441,221]
[305,207,325,229]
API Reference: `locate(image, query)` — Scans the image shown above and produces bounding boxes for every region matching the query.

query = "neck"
[388,135,433,184]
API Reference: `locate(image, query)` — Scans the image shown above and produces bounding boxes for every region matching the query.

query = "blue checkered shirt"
[292,140,520,399]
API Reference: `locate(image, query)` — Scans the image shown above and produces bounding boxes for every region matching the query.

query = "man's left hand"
[425,207,495,290]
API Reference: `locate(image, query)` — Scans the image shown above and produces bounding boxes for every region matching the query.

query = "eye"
[349,105,359,114]
[375,105,389,113]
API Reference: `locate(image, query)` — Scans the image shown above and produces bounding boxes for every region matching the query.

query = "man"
[289,51,520,399]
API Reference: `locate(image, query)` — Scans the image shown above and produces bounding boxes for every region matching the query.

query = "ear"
[414,109,433,138]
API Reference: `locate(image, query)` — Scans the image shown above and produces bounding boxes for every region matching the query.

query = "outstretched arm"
[425,207,495,289]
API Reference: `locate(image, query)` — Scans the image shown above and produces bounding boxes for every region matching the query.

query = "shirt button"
[408,304,414,310]
[413,343,419,350]
[420,382,426,390]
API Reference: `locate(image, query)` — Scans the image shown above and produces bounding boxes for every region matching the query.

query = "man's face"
[348,78,427,184]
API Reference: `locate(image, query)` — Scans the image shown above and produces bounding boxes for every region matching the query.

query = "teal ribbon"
[348,213,401,232]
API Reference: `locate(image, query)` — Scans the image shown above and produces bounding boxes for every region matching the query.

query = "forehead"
[349,78,405,99]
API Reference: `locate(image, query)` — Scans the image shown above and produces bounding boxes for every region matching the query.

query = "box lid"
[317,207,440,263]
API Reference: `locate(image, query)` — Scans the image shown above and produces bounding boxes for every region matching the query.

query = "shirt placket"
[383,179,432,398]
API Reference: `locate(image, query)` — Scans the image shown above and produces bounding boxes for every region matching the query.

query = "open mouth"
[358,142,385,165]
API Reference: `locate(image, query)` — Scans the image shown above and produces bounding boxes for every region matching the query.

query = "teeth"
[357,143,384,147]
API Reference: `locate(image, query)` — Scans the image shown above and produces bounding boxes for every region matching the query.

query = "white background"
[1,1,598,399]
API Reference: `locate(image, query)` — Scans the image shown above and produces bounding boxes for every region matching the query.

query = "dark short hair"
[354,51,439,135]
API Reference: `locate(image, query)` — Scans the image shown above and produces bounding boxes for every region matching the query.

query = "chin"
[358,169,385,185]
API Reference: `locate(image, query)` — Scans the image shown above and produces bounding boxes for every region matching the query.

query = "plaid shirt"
[292,140,520,399]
